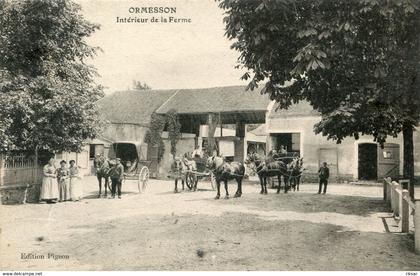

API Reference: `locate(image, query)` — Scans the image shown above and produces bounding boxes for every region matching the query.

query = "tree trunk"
[402,124,415,199]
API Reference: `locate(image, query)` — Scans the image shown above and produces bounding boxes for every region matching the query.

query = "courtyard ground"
[1,176,419,271]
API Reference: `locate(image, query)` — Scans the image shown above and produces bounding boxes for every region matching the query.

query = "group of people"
[40,157,83,204]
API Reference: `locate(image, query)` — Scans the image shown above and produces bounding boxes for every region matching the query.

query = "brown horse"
[206,156,245,199]
[288,157,304,191]
[94,156,111,198]
[171,157,186,193]
[245,152,290,194]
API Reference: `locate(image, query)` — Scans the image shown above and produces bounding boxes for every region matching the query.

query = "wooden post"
[394,183,400,217]
[207,113,219,156]
[401,190,410,233]
[391,182,395,212]
[383,179,387,201]
[398,185,403,219]
[235,121,246,162]
[415,200,420,254]
[387,179,392,205]
[219,113,222,137]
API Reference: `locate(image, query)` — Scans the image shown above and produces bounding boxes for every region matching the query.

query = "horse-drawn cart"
[108,141,150,193]
[188,157,216,190]
[168,156,216,191]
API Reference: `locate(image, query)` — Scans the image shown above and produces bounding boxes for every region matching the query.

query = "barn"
[96,86,270,177]
[95,87,420,182]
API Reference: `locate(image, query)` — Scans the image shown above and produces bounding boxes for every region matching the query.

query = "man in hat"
[318,162,330,194]
[109,158,125,199]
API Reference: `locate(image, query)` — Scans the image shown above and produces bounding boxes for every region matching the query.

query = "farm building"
[94,85,420,182]
[96,86,271,177]
[266,101,420,182]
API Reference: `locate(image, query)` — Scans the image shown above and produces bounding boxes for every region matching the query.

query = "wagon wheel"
[185,172,194,190]
[138,166,149,193]
[210,171,216,191]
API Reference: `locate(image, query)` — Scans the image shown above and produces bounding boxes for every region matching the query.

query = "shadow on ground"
[206,191,388,217]
[19,212,420,271]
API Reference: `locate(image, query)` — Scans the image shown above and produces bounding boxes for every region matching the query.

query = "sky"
[76,0,247,94]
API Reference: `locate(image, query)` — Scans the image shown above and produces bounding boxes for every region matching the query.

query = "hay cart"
[108,141,150,193]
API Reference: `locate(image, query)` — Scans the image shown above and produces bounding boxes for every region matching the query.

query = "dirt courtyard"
[1,176,419,271]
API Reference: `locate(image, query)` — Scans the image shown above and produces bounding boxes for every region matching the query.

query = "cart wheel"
[185,172,194,190]
[210,172,216,191]
[138,166,149,193]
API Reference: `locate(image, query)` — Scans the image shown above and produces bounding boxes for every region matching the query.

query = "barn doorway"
[270,133,301,156]
[358,143,378,180]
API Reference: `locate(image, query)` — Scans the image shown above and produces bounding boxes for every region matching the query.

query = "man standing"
[318,162,330,194]
[109,158,124,199]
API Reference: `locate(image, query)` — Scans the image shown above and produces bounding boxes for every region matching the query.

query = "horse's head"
[245,152,259,165]
[206,156,215,170]
[206,155,224,170]
[172,157,183,172]
[289,157,304,172]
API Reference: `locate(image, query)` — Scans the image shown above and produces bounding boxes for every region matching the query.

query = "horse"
[94,156,111,198]
[288,157,304,191]
[245,152,290,194]
[206,156,245,199]
[171,157,198,193]
[171,157,186,193]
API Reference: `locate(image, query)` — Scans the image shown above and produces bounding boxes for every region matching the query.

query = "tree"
[0,0,104,155]
[220,0,420,195]
[133,80,151,91]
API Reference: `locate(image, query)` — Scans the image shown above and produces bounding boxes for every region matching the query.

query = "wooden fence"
[0,154,43,204]
[383,177,420,254]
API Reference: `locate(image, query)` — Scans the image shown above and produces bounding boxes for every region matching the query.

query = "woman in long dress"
[69,160,83,201]
[57,160,71,202]
[40,157,58,204]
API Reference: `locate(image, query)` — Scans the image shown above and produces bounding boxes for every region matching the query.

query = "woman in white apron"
[40,158,58,204]
[69,160,83,201]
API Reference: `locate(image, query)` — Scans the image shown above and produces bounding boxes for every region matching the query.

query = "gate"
[0,154,42,204]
